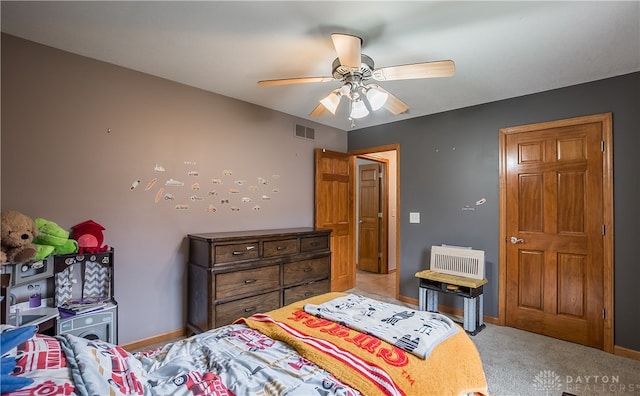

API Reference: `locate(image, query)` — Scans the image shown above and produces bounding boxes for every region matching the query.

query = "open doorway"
[351,146,399,301]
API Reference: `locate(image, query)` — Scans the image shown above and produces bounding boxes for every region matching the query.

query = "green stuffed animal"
[32,218,78,260]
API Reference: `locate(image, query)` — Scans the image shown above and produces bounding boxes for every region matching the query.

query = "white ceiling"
[2,1,639,131]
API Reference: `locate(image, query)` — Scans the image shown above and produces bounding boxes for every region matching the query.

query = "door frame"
[350,144,401,299]
[498,113,614,352]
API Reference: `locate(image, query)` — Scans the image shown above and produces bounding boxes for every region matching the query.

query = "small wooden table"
[415,270,488,335]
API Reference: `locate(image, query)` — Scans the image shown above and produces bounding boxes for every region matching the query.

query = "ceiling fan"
[258,33,455,121]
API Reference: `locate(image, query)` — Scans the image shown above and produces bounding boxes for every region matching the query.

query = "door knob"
[358,220,364,224]
[510,236,524,244]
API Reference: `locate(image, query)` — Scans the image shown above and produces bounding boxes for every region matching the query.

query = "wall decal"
[154,188,164,203]
[129,159,281,215]
[145,178,158,191]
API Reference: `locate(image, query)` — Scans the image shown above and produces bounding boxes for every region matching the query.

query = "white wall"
[1,34,347,343]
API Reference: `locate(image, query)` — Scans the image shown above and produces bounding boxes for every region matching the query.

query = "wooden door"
[502,115,609,349]
[315,149,355,291]
[358,163,381,273]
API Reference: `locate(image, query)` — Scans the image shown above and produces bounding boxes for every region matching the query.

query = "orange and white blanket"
[239,292,488,396]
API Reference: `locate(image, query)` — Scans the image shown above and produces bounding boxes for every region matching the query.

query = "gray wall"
[1,34,347,344]
[348,72,640,351]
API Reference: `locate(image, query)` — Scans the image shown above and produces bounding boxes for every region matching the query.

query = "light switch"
[409,212,420,223]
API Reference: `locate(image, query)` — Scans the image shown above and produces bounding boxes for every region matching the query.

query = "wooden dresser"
[187,228,331,334]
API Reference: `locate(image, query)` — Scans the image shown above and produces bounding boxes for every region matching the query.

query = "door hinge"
[378,212,383,218]
[378,252,383,258]
[601,141,605,152]
[602,224,606,235]
[602,308,606,319]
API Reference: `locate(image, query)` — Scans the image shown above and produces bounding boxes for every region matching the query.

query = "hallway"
[354,269,396,299]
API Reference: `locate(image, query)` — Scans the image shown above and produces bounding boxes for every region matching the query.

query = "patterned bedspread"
[135,324,360,395]
[5,325,359,396]
[3,293,487,396]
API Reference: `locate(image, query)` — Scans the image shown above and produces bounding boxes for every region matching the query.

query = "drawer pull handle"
[232,251,244,256]
[310,242,320,246]
[303,268,312,272]
[304,292,313,297]
[276,246,286,251]
[244,279,257,284]
[244,307,256,313]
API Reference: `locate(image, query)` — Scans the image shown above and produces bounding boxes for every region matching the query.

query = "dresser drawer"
[263,238,298,257]
[283,279,330,306]
[283,256,330,286]
[214,242,259,264]
[216,265,280,299]
[216,291,280,327]
[300,235,329,252]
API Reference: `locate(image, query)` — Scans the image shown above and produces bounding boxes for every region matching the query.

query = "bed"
[1,292,488,396]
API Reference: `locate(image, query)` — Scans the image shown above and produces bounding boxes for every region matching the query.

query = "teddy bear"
[32,218,78,260]
[0,211,38,265]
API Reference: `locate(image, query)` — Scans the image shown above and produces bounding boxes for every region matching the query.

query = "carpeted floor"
[347,287,640,396]
[471,322,640,396]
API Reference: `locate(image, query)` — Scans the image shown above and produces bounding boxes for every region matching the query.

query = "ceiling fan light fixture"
[319,91,341,114]
[350,99,369,119]
[365,86,389,111]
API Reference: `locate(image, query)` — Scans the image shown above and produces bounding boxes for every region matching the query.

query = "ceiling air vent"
[295,124,315,140]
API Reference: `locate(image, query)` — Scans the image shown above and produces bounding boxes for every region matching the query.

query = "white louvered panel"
[430,246,485,279]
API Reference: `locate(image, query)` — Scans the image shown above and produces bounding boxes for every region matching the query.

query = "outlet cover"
[409,212,420,223]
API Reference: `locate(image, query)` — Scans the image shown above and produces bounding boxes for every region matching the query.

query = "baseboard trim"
[614,345,640,361]
[120,328,186,351]
[397,295,418,306]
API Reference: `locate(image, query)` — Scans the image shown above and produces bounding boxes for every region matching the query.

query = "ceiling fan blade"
[373,60,455,81]
[258,76,335,86]
[331,33,362,69]
[374,86,409,115]
[309,103,329,117]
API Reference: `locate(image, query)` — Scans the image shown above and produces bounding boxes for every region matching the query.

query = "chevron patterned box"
[53,250,116,311]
